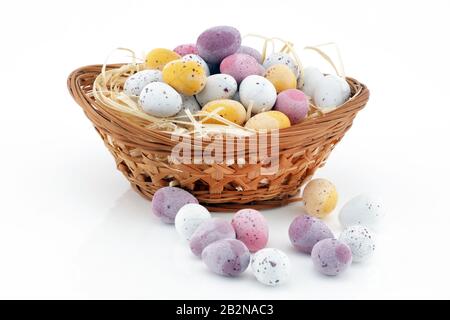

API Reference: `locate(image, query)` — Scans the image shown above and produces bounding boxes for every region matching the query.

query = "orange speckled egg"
[264,64,297,93]
[162,60,207,96]
[145,48,181,70]
[302,179,338,218]
[244,111,291,130]
[201,99,246,125]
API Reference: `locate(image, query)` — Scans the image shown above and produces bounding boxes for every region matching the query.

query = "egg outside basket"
[68,64,369,212]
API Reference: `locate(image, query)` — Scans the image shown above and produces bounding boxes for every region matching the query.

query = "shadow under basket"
[68,64,370,212]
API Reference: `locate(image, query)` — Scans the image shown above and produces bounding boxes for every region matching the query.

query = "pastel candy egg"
[311,238,352,276]
[239,75,277,114]
[300,67,324,96]
[139,82,182,117]
[196,25,241,64]
[289,215,334,254]
[302,178,338,218]
[274,89,309,124]
[123,70,162,97]
[201,99,246,125]
[175,203,211,241]
[231,209,269,252]
[182,54,210,76]
[151,187,198,224]
[202,239,250,276]
[190,218,236,257]
[174,43,198,56]
[145,48,181,71]
[237,45,262,63]
[162,60,206,96]
[195,74,238,106]
[264,64,297,93]
[263,52,298,75]
[339,194,385,230]
[174,94,201,121]
[220,53,264,84]
[339,225,376,262]
[244,111,291,130]
[251,248,291,286]
[313,74,351,110]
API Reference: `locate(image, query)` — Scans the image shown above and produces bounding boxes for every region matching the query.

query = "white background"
[1,0,449,299]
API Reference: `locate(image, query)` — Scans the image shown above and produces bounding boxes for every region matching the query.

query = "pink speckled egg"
[202,239,250,277]
[220,53,264,84]
[151,187,198,224]
[231,209,269,252]
[173,43,198,56]
[196,26,241,64]
[311,238,352,276]
[274,89,309,124]
[289,215,334,254]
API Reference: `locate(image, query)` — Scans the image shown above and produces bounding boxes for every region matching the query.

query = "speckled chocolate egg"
[231,209,269,252]
[174,95,201,121]
[251,248,290,286]
[245,111,291,130]
[196,26,241,64]
[274,89,309,124]
[145,48,181,70]
[123,70,163,97]
[289,215,334,254]
[298,67,324,97]
[151,187,198,224]
[239,75,277,114]
[202,239,250,276]
[237,45,263,63]
[220,53,264,84]
[174,43,198,56]
[264,64,297,93]
[190,218,236,257]
[263,52,298,75]
[195,74,237,106]
[339,225,376,262]
[202,99,246,125]
[302,179,338,218]
[311,238,352,276]
[313,74,351,110]
[339,194,385,230]
[139,82,182,117]
[182,54,210,76]
[162,60,206,96]
[175,203,211,241]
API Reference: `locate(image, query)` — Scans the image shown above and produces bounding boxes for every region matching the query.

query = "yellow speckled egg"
[145,48,181,70]
[302,179,338,218]
[202,99,246,125]
[244,111,291,130]
[264,64,297,93]
[163,60,207,96]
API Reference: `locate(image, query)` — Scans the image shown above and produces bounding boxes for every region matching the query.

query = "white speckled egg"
[182,54,210,76]
[139,82,182,117]
[263,52,298,75]
[239,75,277,114]
[300,67,324,97]
[339,225,376,262]
[123,70,162,97]
[175,95,201,121]
[195,74,237,106]
[313,74,350,110]
[175,203,211,241]
[251,248,291,286]
[339,194,385,230]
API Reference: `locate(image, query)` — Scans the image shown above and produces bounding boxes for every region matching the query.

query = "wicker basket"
[67,64,369,212]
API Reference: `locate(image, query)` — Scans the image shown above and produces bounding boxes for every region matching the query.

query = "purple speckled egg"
[190,218,236,257]
[311,238,352,276]
[220,53,264,84]
[289,215,334,254]
[231,209,269,252]
[237,45,262,63]
[274,89,309,124]
[196,26,241,64]
[202,239,250,276]
[151,187,198,224]
[173,43,198,56]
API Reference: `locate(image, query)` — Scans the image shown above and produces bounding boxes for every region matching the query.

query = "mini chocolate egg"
[182,54,210,76]
[339,225,376,262]
[195,74,238,106]
[145,48,181,71]
[302,179,338,218]
[313,74,350,110]
[274,89,309,124]
[244,111,291,130]
[175,203,211,241]
[196,26,241,64]
[237,45,263,63]
[311,238,352,276]
[174,94,201,121]
[339,194,385,230]
[264,64,297,93]
[190,218,236,257]
[139,82,182,117]
[162,60,206,96]
[289,215,334,254]
[201,99,246,125]
[231,209,269,252]
[123,70,163,97]
[239,75,277,113]
[220,53,264,84]
[151,187,198,224]
[263,52,298,75]
[299,67,324,97]
[174,43,198,56]
[202,239,250,277]
[251,248,291,286]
